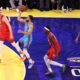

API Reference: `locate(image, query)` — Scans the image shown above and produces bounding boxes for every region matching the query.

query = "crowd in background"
[0,0,80,12]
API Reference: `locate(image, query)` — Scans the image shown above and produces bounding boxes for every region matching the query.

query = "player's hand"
[18,30,23,34]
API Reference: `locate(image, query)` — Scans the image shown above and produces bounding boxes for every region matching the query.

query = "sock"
[44,55,53,72]
[48,66,53,72]
[23,48,33,63]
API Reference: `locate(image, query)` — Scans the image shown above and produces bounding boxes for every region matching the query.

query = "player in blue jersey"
[17,12,34,69]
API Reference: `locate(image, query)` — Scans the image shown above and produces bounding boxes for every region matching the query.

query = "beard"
[26,20,29,22]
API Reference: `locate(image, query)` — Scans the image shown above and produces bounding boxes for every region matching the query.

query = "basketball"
[18,5,28,12]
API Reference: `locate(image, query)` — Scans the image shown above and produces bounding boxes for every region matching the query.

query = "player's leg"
[22,36,34,69]
[0,41,4,62]
[16,40,23,46]
[44,55,54,75]
[49,60,64,67]
[16,40,24,58]
[16,38,29,61]
[49,60,66,72]
[49,59,66,72]
[11,41,24,57]
[16,39,33,63]
[23,48,34,69]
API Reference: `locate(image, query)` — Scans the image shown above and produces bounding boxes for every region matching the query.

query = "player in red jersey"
[44,26,66,76]
[0,9,24,62]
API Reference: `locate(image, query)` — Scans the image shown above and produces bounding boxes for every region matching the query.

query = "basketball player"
[44,26,65,76]
[62,0,72,13]
[17,11,34,69]
[0,9,24,63]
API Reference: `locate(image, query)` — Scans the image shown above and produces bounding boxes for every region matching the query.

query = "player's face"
[44,28,47,34]
[26,16,30,22]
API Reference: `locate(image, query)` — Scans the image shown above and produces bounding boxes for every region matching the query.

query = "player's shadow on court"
[45,66,63,80]
[46,74,55,80]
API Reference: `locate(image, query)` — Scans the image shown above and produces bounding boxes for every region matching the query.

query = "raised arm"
[17,12,27,23]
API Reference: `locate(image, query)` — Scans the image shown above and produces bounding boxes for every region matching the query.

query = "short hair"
[45,26,51,31]
[28,15,33,21]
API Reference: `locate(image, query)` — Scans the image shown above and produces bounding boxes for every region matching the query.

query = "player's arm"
[17,12,26,23]
[18,23,33,36]
[49,35,57,53]
[3,16,13,38]
[75,32,80,43]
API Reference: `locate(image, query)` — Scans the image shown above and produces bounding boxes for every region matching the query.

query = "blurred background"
[1,0,80,12]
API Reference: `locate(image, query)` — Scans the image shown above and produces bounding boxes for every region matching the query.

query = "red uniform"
[47,32,61,60]
[0,15,13,43]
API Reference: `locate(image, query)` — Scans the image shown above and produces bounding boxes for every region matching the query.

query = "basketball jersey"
[48,32,61,54]
[20,22,33,47]
[24,22,32,39]
[24,22,29,32]
[0,15,10,41]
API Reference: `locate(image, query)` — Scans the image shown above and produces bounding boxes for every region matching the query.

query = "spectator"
[23,0,28,5]
[28,0,34,9]
[62,0,72,12]
[39,0,51,11]
[0,0,10,11]
[39,0,45,11]
[0,0,80,11]
[74,0,80,9]
[57,0,62,10]
[45,0,51,10]
[0,0,3,8]
[51,0,57,10]
[9,0,22,9]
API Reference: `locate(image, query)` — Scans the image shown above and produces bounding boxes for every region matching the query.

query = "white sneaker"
[28,61,35,69]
